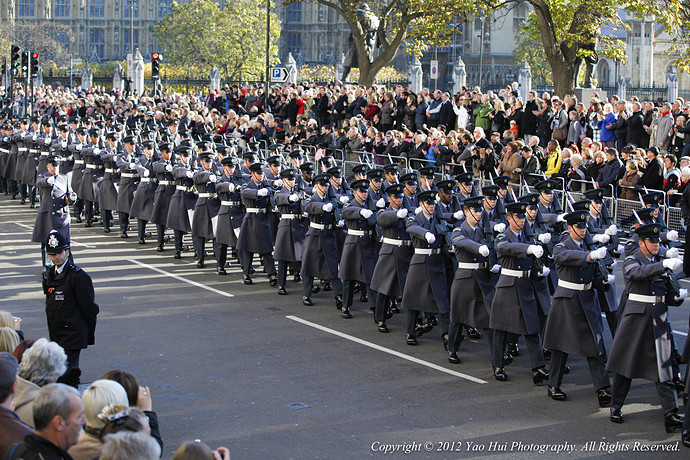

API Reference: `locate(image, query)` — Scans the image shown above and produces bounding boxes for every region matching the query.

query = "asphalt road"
[1,194,688,460]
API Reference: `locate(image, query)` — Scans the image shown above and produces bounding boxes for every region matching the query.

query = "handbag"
[553,126,567,140]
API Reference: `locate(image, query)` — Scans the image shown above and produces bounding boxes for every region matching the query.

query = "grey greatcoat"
[36,131,54,175]
[166,165,197,232]
[369,207,413,297]
[300,191,340,280]
[79,146,103,202]
[338,200,379,283]
[31,173,73,243]
[542,237,606,358]
[450,219,499,329]
[98,149,120,211]
[489,229,542,335]
[150,159,176,226]
[65,142,84,197]
[606,252,681,383]
[273,186,307,262]
[191,170,220,240]
[129,156,158,220]
[21,132,39,186]
[3,134,18,179]
[215,175,246,247]
[115,150,139,213]
[237,180,275,255]
[401,212,450,314]
[12,132,28,182]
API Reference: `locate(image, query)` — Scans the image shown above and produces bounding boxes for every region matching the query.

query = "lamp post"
[130,0,134,57]
[265,0,270,109]
[478,16,486,89]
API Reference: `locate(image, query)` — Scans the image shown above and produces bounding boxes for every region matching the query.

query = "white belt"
[457,262,480,270]
[415,248,441,255]
[348,229,373,236]
[73,160,84,165]
[245,207,266,213]
[104,168,115,173]
[176,185,192,191]
[559,280,592,291]
[85,164,101,169]
[198,192,214,198]
[18,147,28,152]
[501,268,529,278]
[221,200,240,206]
[310,222,332,230]
[382,237,411,246]
[140,178,152,183]
[0,149,8,154]
[40,153,49,157]
[121,173,135,178]
[281,214,302,220]
[629,293,663,304]
[158,180,172,185]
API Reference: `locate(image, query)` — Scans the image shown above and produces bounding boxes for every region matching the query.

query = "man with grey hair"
[14,339,68,429]
[4,383,85,459]
[99,432,160,460]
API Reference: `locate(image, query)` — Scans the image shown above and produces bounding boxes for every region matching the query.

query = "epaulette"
[624,255,635,261]
[554,242,565,248]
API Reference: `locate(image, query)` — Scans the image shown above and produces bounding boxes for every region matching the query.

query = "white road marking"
[128,259,234,297]
[13,222,96,248]
[286,315,487,384]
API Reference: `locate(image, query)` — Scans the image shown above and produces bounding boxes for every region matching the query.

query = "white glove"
[666,248,680,259]
[209,174,217,182]
[336,220,345,227]
[589,246,608,260]
[663,258,683,272]
[616,244,624,253]
[396,208,408,219]
[490,264,501,273]
[68,192,77,203]
[165,164,173,172]
[611,260,617,269]
[75,143,82,151]
[339,195,350,204]
[44,137,51,145]
[478,245,490,257]
[526,245,544,258]
[667,230,679,242]
[605,274,616,285]
[674,288,688,302]
[274,179,283,188]
[556,213,566,222]
[453,210,464,220]
[322,203,334,212]
[593,233,610,244]
[415,206,422,215]
[425,232,436,244]
[227,183,236,192]
[93,148,101,155]
[493,223,506,233]
[129,162,136,169]
[302,212,309,219]
[605,224,618,236]
[143,169,150,177]
[61,140,67,149]
[20,132,26,139]
[289,193,299,202]
[539,266,551,278]
[360,209,373,218]
[47,175,55,185]
[376,197,386,208]
[538,232,552,244]
[186,170,194,178]
[257,188,269,197]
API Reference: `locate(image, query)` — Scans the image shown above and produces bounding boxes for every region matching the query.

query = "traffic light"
[21,52,28,75]
[11,46,20,75]
[31,52,39,75]
[151,52,160,78]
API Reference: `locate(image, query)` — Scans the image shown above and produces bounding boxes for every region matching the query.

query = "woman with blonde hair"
[0,327,20,353]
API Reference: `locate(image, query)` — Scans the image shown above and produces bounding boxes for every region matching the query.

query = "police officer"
[42,230,99,383]
[542,211,611,405]
[607,223,687,433]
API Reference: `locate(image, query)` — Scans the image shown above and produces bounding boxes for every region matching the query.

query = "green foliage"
[298,64,407,83]
[153,0,281,80]
[513,17,552,86]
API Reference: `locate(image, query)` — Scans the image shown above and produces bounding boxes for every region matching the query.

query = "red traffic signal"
[151,52,160,60]
[32,52,38,60]
[151,52,160,78]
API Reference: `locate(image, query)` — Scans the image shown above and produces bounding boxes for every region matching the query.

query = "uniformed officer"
[273,168,307,294]
[214,156,246,275]
[80,129,104,228]
[400,172,419,209]
[365,168,387,211]
[191,152,221,268]
[339,178,379,318]
[436,180,462,221]
[65,126,86,223]
[130,140,159,244]
[417,166,437,192]
[542,211,611,405]
[455,172,475,205]
[370,183,413,333]
[382,163,399,189]
[166,147,197,259]
[115,135,141,238]
[150,143,176,251]
[448,195,501,363]
[98,132,121,234]
[490,201,549,383]
[31,155,76,267]
[607,223,687,433]
[42,230,99,382]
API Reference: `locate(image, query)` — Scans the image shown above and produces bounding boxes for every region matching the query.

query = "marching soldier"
[448,196,501,363]
[115,135,140,238]
[21,118,40,208]
[607,223,687,433]
[370,183,413,333]
[382,163,399,188]
[542,211,611,405]
[191,153,221,268]
[13,118,30,204]
[151,143,176,251]
[417,166,437,192]
[298,162,315,194]
[63,125,85,223]
[365,168,387,211]
[455,172,476,204]
[80,129,104,228]
[99,132,122,233]
[400,172,418,209]
[436,179,462,221]
[0,123,12,195]
[166,147,197,259]
[490,201,549,384]
[339,179,379,318]
[214,156,246,274]
[273,168,307,294]
[130,140,159,244]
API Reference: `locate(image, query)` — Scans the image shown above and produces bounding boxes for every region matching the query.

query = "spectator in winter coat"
[637,146,664,191]
[655,103,675,152]
[598,103,616,148]
[618,160,642,199]
[626,102,645,147]
[473,94,493,133]
[414,94,428,131]
[596,148,623,194]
